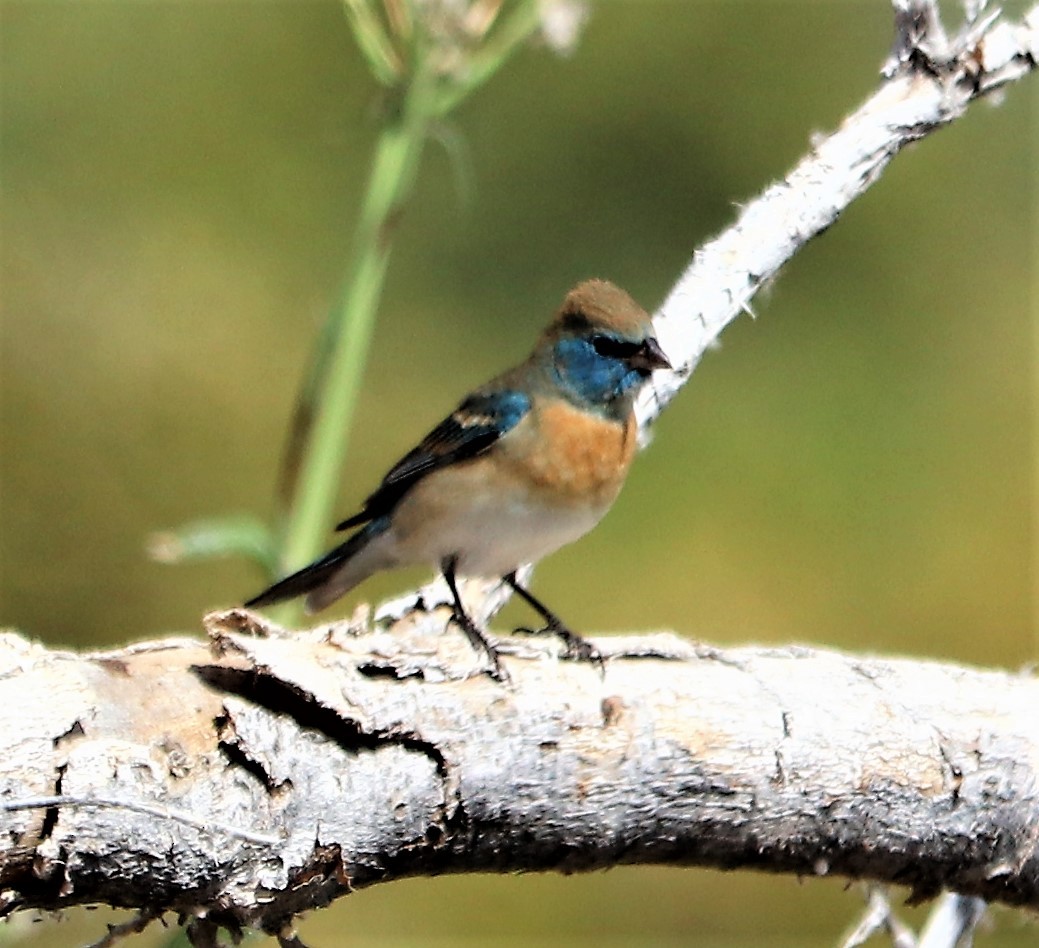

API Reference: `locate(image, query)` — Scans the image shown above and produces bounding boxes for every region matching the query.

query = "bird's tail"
[244,516,391,614]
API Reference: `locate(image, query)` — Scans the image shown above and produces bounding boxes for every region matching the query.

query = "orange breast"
[503,398,637,507]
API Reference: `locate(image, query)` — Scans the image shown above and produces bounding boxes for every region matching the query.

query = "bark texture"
[1,610,1037,934]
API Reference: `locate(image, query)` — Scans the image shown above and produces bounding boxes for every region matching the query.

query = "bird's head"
[540,279,671,413]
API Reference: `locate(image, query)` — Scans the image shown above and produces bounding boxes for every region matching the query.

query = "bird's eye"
[590,334,640,359]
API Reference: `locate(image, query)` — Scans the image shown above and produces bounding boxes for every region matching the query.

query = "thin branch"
[840,887,917,948]
[918,892,988,947]
[639,1,1038,434]
[84,910,163,948]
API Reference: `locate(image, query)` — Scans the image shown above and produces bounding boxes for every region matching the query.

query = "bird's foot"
[449,609,510,684]
[512,622,605,676]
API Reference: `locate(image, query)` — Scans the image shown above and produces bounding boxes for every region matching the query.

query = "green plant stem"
[268,6,549,624]
[275,70,436,607]
[341,0,401,86]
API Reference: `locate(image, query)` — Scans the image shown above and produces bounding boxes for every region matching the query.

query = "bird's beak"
[631,336,672,373]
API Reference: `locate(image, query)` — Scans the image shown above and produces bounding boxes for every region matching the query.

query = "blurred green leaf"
[148,516,278,577]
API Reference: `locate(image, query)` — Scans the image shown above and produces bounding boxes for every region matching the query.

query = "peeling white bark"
[1,613,1038,940]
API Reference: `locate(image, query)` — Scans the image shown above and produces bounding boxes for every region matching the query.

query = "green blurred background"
[1,1,1035,944]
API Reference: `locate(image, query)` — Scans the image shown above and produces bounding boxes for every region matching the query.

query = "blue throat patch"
[552,337,643,409]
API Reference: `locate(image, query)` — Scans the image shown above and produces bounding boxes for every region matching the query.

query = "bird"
[245,279,671,680]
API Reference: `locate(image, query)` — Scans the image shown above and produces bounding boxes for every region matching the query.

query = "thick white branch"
[1,614,1037,938]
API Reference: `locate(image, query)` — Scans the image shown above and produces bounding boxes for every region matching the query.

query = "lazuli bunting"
[246,279,671,679]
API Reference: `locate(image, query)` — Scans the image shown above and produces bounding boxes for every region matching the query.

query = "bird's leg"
[442,557,508,682]
[503,572,604,671]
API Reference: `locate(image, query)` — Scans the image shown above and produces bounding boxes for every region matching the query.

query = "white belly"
[378,463,611,579]
[438,494,603,577]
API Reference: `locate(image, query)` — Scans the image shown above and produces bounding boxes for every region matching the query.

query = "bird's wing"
[335,387,531,530]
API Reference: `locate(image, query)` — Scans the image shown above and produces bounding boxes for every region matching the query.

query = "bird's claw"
[511,622,605,676]
[560,634,606,676]
[449,610,511,684]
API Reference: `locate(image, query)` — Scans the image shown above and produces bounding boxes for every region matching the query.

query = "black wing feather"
[336,388,530,530]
